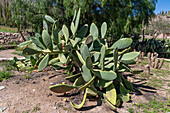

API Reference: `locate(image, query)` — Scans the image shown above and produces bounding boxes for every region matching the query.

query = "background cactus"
[147,52,164,69]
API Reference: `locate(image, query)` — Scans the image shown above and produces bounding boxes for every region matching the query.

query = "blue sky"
[155,0,170,14]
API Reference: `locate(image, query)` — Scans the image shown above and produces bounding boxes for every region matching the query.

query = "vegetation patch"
[0,26,17,33]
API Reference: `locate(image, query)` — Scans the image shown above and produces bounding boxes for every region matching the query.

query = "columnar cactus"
[147,52,164,69]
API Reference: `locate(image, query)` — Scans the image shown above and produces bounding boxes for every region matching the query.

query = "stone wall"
[0,32,34,44]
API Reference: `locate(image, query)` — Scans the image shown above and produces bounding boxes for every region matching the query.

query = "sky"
[155,0,170,14]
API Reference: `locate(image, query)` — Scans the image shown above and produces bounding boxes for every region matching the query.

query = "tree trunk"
[142,29,145,41]
[163,33,165,40]
[2,0,5,19]
[19,31,26,41]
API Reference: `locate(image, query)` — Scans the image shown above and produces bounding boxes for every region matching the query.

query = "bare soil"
[0,49,169,113]
[0,49,23,59]
[0,68,114,113]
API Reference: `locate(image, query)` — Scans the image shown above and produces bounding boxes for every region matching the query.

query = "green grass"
[12,47,22,56]
[135,58,170,89]
[0,26,18,33]
[128,107,134,113]
[0,61,15,82]
[162,60,170,69]
[151,69,170,76]
[0,68,13,82]
[32,103,41,112]
[0,47,7,50]
[135,98,170,113]
[146,77,164,88]
[23,74,31,79]
[22,103,41,113]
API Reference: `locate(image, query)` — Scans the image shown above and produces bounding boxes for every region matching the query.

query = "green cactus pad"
[100,45,106,70]
[18,40,32,48]
[45,15,55,23]
[72,10,77,21]
[31,37,46,49]
[35,33,46,48]
[92,52,100,63]
[123,78,133,91]
[52,21,59,44]
[95,78,113,88]
[122,60,136,64]
[73,76,85,87]
[86,85,97,96]
[79,76,96,90]
[76,50,85,64]
[38,54,49,71]
[49,58,59,65]
[43,21,48,31]
[74,8,80,33]
[111,38,132,49]
[93,39,101,51]
[30,56,36,67]
[77,24,88,39]
[58,53,67,63]
[81,64,92,82]
[92,70,117,81]
[113,48,118,72]
[85,35,93,46]
[23,48,42,55]
[80,44,91,61]
[105,63,114,69]
[119,83,130,102]
[52,62,67,68]
[70,89,87,109]
[71,22,75,35]
[105,84,117,105]
[49,84,76,93]
[90,23,98,38]
[85,56,93,70]
[73,38,81,47]
[62,25,69,43]
[101,22,107,39]
[65,73,81,82]
[121,52,139,61]
[42,30,53,51]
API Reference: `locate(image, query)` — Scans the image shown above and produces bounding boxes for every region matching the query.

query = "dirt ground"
[0,49,23,59]
[0,49,169,113]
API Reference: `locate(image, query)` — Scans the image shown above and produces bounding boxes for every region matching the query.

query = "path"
[0,49,25,61]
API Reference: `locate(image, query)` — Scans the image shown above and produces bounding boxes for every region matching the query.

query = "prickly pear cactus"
[13,9,140,110]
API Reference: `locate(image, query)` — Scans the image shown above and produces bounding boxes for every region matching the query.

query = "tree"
[9,0,57,32]
[0,0,13,26]
[146,14,170,40]
[2,0,157,39]
[54,0,157,39]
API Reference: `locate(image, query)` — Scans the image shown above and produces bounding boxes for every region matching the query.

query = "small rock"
[0,86,5,91]
[53,106,57,109]
[0,107,7,112]
[13,81,20,84]
[47,93,52,97]
[32,89,36,92]
[50,83,54,85]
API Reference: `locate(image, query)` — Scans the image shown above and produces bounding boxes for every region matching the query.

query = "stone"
[0,86,5,91]
[32,89,36,92]
[47,93,52,97]
[0,107,7,112]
